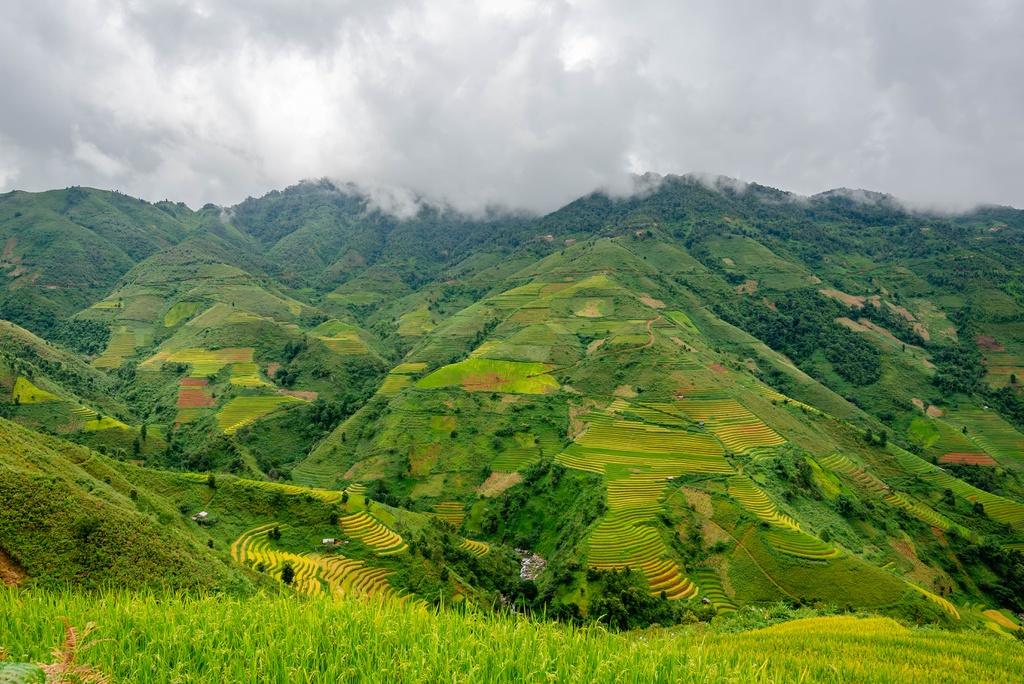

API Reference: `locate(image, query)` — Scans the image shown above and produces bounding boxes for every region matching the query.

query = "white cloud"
[0,0,1021,212]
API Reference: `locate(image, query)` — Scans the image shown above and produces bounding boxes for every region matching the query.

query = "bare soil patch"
[975,335,1005,352]
[278,389,317,401]
[926,405,943,417]
[639,295,665,309]
[736,280,758,295]
[940,452,997,466]
[0,547,25,586]
[820,289,865,308]
[477,471,523,497]
[911,398,925,411]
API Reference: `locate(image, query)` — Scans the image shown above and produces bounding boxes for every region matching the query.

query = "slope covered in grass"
[1,590,1021,684]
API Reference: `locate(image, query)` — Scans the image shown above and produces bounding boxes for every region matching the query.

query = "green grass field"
[2,590,1022,683]
[417,358,559,394]
[11,376,59,404]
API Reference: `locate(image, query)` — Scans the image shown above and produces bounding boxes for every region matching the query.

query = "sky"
[0,0,1022,214]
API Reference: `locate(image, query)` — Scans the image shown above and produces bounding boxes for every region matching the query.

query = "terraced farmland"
[217,395,305,434]
[930,420,991,462]
[883,491,968,534]
[459,538,491,557]
[12,376,59,403]
[92,326,142,369]
[232,523,409,602]
[339,512,407,555]
[586,510,697,600]
[661,399,785,453]
[727,476,800,530]
[945,406,1024,464]
[907,582,960,619]
[765,528,840,559]
[925,471,1024,528]
[417,358,559,394]
[142,347,254,376]
[819,453,889,494]
[229,362,270,387]
[694,568,737,613]
[577,412,725,457]
[433,502,466,528]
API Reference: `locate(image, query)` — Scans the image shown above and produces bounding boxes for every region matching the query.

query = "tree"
[132,437,141,457]
[281,561,295,585]
[140,423,148,441]
[207,473,216,489]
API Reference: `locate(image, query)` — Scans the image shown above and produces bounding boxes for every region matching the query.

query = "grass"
[163,301,204,327]
[217,396,306,434]
[5,590,1022,683]
[12,377,59,404]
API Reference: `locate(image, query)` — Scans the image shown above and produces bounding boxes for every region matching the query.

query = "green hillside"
[3,176,1024,680]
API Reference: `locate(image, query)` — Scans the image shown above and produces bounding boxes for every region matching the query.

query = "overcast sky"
[0,0,1021,213]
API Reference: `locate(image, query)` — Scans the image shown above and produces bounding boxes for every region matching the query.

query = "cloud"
[0,0,1022,212]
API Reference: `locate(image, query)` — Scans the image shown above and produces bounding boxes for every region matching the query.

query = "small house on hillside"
[191,511,208,522]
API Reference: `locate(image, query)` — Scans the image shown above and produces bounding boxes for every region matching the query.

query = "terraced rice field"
[982,349,1023,388]
[12,376,59,403]
[92,327,140,369]
[764,528,840,559]
[727,476,800,530]
[142,347,254,376]
[217,395,305,434]
[70,406,97,421]
[174,408,204,424]
[945,407,1024,464]
[459,538,490,557]
[232,523,410,602]
[241,479,346,504]
[417,358,559,394]
[658,399,785,454]
[557,444,731,476]
[397,309,436,336]
[693,568,737,613]
[930,420,991,462]
[339,512,407,555]
[491,445,540,471]
[433,502,466,528]
[578,412,725,457]
[320,333,368,355]
[379,374,414,395]
[819,453,889,494]
[587,511,697,600]
[907,582,960,619]
[883,491,968,534]
[586,471,698,600]
[925,471,1024,528]
[229,362,270,387]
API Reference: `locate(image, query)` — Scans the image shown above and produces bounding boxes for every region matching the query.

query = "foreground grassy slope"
[1,590,1021,684]
[0,418,255,592]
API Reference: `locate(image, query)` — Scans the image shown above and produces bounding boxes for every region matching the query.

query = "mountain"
[2,175,1024,641]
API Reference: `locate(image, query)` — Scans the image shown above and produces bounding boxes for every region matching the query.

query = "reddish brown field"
[176,388,215,408]
[179,378,209,387]
[940,452,997,466]
[707,363,728,374]
[462,373,503,392]
[975,335,1005,352]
